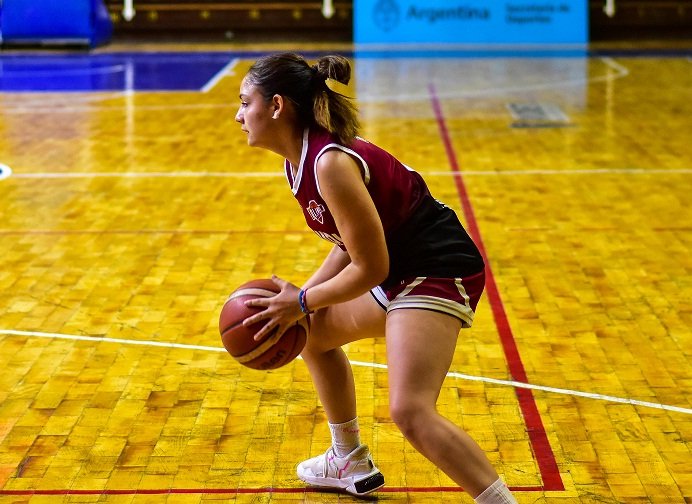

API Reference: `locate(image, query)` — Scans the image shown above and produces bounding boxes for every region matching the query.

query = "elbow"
[369,254,389,287]
[367,268,388,289]
[351,240,389,288]
[353,255,388,289]
[377,258,389,286]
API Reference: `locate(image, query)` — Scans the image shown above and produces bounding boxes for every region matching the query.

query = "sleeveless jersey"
[285,128,429,248]
[285,127,484,287]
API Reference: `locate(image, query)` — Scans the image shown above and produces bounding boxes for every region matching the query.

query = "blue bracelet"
[298,289,314,314]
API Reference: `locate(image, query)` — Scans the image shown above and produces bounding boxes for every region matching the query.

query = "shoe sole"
[353,472,386,495]
[298,470,385,496]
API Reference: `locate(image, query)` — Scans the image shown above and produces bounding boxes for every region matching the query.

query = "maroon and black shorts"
[373,195,486,326]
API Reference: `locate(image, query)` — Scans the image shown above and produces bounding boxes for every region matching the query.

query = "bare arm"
[303,245,352,290]
[242,150,388,340]
[301,150,389,311]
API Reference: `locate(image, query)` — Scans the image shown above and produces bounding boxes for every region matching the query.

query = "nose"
[235,107,243,124]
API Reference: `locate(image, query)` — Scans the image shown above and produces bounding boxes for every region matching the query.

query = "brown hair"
[245,53,360,144]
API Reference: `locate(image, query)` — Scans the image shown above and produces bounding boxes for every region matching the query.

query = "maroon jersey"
[285,127,429,248]
[285,127,484,288]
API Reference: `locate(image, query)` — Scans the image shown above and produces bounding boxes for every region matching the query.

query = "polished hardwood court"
[0,44,690,502]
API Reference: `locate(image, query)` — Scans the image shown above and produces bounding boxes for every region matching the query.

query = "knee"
[300,314,337,358]
[300,310,342,355]
[389,398,433,443]
[301,339,327,360]
[301,340,326,365]
[301,323,329,358]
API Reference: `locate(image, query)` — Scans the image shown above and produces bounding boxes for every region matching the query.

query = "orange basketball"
[219,278,308,370]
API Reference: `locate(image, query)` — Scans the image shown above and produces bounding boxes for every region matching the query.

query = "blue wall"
[0,0,113,47]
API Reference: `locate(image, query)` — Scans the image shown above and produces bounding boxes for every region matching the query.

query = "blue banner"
[354,1,588,44]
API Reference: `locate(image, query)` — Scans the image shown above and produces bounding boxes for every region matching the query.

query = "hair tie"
[310,64,329,89]
[310,65,324,79]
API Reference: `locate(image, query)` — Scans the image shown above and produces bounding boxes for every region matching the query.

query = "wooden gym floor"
[0,43,690,503]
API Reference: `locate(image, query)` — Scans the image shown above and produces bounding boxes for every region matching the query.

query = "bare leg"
[386,309,500,498]
[300,292,385,423]
[301,347,356,423]
[296,293,387,496]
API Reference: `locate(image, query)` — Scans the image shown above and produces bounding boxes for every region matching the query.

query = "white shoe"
[297,445,385,496]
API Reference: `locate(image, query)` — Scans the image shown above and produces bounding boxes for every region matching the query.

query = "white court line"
[0,329,226,353]
[1,103,233,115]
[0,164,12,180]
[1,329,690,416]
[201,58,239,93]
[358,58,630,103]
[7,168,692,180]
[4,65,127,77]
[10,171,282,179]
[428,168,692,176]
[600,56,630,76]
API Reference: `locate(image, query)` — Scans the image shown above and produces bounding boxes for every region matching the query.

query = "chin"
[247,137,267,149]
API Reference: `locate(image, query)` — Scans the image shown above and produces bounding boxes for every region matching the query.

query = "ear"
[271,94,285,119]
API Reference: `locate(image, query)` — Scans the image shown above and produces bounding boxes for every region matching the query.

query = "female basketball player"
[235,53,517,504]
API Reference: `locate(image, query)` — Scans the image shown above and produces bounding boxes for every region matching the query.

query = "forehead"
[239,76,261,98]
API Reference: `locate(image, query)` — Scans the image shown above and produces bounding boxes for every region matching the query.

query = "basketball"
[219,278,308,370]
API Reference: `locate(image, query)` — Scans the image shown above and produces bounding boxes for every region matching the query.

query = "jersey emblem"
[306,200,326,224]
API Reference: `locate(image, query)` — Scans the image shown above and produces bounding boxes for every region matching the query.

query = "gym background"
[0,1,690,47]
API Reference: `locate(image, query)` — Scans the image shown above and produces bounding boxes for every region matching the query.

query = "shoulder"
[316,149,361,181]
[314,149,368,205]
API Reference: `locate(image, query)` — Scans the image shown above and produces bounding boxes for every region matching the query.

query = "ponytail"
[245,53,360,145]
[311,55,360,145]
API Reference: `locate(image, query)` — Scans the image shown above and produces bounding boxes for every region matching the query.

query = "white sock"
[328,418,361,457]
[474,478,517,504]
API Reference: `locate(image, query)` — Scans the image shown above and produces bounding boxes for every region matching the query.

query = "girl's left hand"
[242,275,306,341]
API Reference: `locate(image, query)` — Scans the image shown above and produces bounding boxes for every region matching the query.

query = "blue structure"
[0,0,113,47]
[355,0,588,45]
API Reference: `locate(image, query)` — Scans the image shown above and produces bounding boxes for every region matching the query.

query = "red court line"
[0,486,544,496]
[428,83,564,492]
